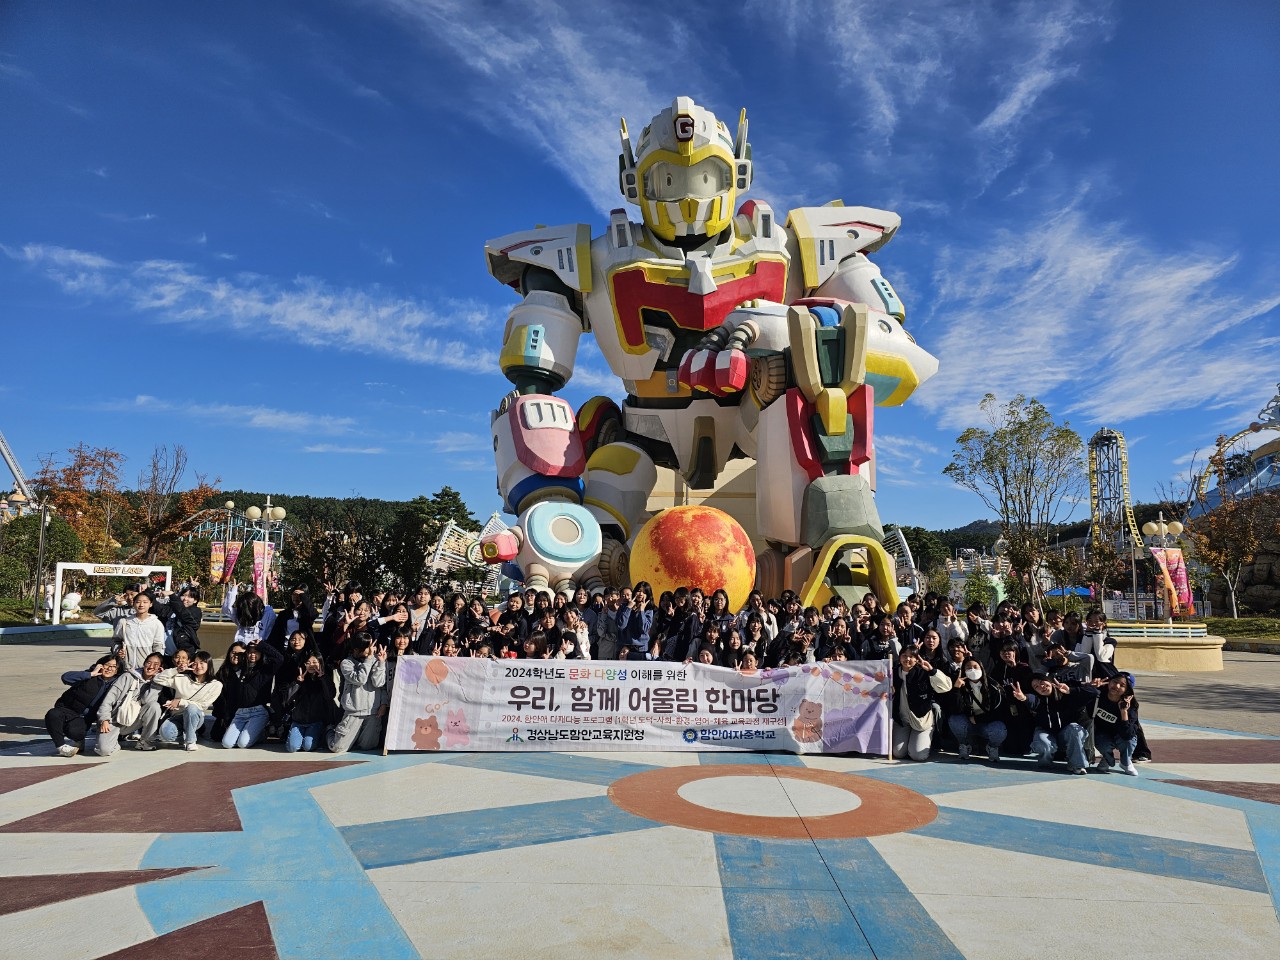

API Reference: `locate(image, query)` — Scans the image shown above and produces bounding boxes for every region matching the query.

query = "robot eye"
[665,175,673,187]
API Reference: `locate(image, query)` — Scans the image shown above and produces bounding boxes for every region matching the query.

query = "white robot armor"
[482,96,937,606]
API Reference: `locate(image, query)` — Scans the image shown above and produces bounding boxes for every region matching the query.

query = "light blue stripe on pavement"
[817,837,965,960]
[342,795,659,868]
[715,834,875,960]
[438,751,659,785]
[914,806,1269,892]
[698,751,806,767]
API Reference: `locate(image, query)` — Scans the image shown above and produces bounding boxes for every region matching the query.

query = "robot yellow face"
[619,96,752,243]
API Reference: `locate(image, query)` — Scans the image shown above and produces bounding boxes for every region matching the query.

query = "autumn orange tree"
[32,443,125,562]
[128,445,221,564]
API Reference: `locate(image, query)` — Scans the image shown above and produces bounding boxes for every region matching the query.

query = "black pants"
[46,706,88,749]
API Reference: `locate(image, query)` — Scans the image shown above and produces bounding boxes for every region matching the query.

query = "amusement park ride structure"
[1088,428,1144,557]
[1192,382,1280,507]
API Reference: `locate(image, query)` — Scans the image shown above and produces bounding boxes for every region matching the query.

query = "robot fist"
[479,530,521,564]
[677,345,749,396]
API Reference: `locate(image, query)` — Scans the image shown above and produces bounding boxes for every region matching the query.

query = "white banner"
[385,657,892,755]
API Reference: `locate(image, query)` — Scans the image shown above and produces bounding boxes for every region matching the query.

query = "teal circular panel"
[525,501,602,566]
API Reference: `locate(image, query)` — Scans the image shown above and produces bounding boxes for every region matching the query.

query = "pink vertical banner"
[252,541,267,599]
[1157,547,1194,616]
[221,541,243,585]
[266,541,278,592]
[210,541,226,584]
[1149,548,1181,616]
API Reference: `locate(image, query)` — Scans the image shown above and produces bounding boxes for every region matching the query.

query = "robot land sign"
[674,113,695,141]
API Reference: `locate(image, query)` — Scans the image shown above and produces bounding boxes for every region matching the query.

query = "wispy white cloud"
[429,432,491,454]
[107,395,357,435]
[875,432,942,479]
[87,166,109,179]
[370,0,716,215]
[304,444,387,455]
[916,196,1280,430]
[4,243,501,372]
[100,212,159,223]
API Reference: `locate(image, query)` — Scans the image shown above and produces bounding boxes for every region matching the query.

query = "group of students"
[45,579,1144,775]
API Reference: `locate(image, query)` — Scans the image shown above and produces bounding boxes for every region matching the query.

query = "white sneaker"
[1121,762,1138,776]
[56,744,77,758]
[184,743,198,752]
[957,745,970,760]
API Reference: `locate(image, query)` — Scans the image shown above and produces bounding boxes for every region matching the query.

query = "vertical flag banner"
[1149,547,1181,616]
[210,541,226,585]
[386,658,892,755]
[252,541,268,599]
[221,541,244,585]
[1153,546,1194,616]
[265,541,277,591]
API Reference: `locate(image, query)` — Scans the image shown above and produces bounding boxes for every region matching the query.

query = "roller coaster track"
[1088,428,1143,553]
[1194,383,1280,501]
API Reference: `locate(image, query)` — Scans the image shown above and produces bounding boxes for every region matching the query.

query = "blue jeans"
[159,703,206,745]
[949,714,1008,748]
[287,721,325,753]
[1032,724,1088,771]
[222,704,269,749]
[1095,731,1137,767]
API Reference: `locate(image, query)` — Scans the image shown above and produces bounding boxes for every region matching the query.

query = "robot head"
[619,96,752,244]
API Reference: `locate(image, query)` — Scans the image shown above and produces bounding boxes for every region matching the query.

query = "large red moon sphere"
[629,506,756,610]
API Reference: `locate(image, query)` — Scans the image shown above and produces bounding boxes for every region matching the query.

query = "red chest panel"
[608,258,787,352]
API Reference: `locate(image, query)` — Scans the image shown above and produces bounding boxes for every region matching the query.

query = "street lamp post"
[31,501,54,624]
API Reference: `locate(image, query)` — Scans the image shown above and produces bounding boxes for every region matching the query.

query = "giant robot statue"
[479,97,937,609]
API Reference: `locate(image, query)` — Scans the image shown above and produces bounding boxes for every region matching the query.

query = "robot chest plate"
[607,255,787,354]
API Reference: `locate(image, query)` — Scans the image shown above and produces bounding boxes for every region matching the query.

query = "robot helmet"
[619,96,752,243]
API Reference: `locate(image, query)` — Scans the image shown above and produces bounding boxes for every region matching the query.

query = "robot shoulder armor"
[785,203,901,291]
[485,223,595,294]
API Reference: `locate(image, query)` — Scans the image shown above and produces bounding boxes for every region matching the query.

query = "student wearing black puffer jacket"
[219,641,283,749]
[1094,672,1141,775]
[280,653,337,752]
[948,656,1007,762]
[46,655,122,757]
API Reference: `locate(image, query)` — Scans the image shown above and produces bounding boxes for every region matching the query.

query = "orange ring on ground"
[607,763,937,839]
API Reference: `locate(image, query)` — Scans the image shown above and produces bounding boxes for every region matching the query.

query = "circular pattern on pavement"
[608,763,937,839]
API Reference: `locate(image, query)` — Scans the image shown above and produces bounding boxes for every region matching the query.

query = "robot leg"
[581,442,657,591]
[752,301,898,610]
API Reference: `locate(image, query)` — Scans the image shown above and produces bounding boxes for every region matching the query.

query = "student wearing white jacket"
[113,593,165,671]
[156,651,223,751]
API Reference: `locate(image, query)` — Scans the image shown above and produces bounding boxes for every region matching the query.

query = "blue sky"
[3,0,1279,532]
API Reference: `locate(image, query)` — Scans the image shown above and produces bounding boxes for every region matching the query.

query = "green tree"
[385,487,481,588]
[943,395,1086,612]
[963,573,997,611]
[1186,447,1280,617]
[894,525,949,575]
[0,514,83,599]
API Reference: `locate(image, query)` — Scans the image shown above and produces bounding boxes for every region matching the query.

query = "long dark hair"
[217,643,246,684]
[233,589,265,628]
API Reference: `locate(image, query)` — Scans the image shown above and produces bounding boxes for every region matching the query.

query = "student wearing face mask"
[948,656,1007,762]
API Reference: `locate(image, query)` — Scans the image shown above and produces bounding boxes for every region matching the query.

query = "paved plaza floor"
[2,642,1279,959]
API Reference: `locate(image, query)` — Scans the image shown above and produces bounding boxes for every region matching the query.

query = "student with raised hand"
[220,641,283,749]
[152,584,204,655]
[329,634,387,753]
[96,652,166,756]
[281,653,337,753]
[1093,672,1140,775]
[223,581,277,647]
[47,654,122,757]
[948,656,1007,762]
[156,651,222,750]
[890,644,954,762]
[1021,670,1099,775]
[113,591,166,671]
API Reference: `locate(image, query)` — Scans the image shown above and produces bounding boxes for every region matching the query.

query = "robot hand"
[678,337,749,396]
